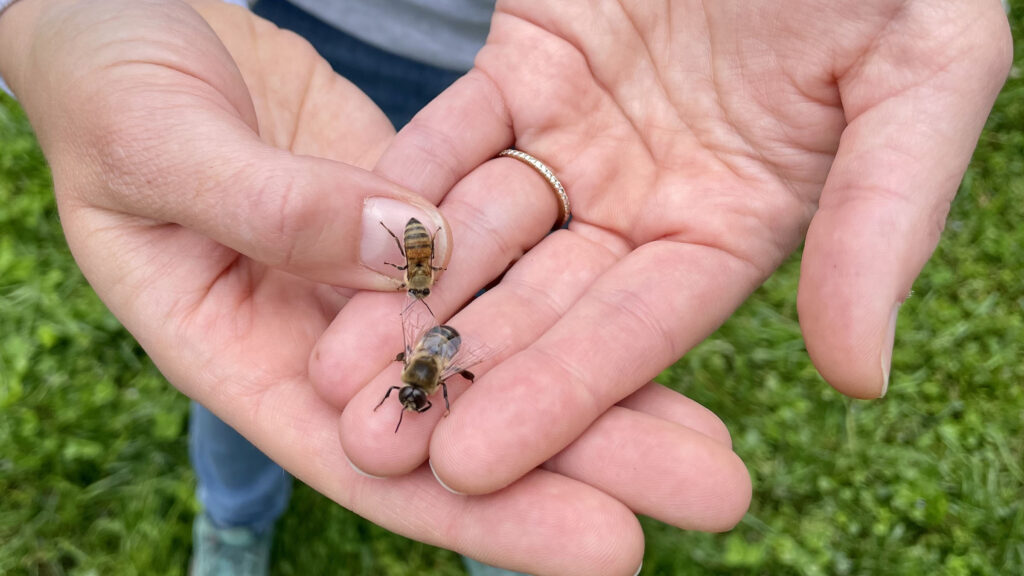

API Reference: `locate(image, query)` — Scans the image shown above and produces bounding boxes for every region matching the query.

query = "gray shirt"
[287,0,494,72]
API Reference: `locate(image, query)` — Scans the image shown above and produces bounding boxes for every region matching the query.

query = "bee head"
[399,385,430,413]
[410,287,430,298]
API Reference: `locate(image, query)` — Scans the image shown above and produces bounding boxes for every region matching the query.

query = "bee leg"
[429,226,447,272]
[379,221,407,258]
[374,386,402,412]
[458,370,476,383]
[440,382,450,416]
[394,352,405,362]
[383,261,408,271]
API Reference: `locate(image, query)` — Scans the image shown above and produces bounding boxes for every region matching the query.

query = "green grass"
[2,6,1024,574]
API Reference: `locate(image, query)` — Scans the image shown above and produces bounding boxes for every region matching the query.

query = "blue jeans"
[190,1,526,574]
[189,402,291,534]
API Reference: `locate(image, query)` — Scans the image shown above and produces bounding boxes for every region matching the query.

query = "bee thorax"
[403,357,439,388]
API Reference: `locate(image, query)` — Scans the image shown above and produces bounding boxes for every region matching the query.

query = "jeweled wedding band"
[497,148,571,229]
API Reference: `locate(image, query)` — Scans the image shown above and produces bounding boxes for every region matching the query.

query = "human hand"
[0,1,750,574]
[314,0,1012,500]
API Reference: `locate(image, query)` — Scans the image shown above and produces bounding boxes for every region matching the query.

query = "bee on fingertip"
[379,217,445,318]
[374,308,494,433]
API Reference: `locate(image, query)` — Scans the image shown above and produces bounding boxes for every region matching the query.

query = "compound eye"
[399,386,416,404]
[399,387,428,411]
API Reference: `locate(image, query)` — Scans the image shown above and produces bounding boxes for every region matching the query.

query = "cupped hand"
[0,0,753,573]
[314,0,1012,497]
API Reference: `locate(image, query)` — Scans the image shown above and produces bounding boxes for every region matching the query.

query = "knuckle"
[243,167,310,268]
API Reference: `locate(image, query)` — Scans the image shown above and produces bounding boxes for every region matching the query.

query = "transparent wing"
[400,304,435,358]
[439,333,502,382]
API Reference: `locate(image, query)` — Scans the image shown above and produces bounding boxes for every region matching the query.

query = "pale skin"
[0,0,1010,574]
[0,0,747,574]
[320,0,1013,493]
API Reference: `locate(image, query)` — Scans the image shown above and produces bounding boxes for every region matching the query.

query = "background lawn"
[2,6,1022,576]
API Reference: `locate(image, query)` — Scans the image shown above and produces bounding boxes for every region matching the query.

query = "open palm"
[0,0,768,573]
[314,0,1011,500]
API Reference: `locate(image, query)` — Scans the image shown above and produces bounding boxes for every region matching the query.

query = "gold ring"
[497,148,571,229]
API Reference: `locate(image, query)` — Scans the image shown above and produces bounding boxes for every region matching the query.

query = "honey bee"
[379,217,445,316]
[374,311,492,433]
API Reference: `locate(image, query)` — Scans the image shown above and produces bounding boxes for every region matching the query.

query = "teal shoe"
[190,514,273,576]
[462,557,530,576]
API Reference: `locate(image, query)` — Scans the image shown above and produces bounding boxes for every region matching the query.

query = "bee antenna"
[401,296,436,319]
[419,298,436,319]
[394,410,405,434]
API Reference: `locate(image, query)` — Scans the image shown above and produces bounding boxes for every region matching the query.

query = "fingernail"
[429,459,465,495]
[347,456,385,480]
[880,303,900,398]
[362,197,448,276]
[633,561,643,576]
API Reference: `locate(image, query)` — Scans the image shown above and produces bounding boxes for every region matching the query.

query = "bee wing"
[441,337,502,382]
[400,304,435,358]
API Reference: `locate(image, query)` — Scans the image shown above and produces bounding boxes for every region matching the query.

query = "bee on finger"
[374,309,494,433]
[379,217,445,317]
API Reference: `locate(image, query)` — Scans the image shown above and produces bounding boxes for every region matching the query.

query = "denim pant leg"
[189,402,292,533]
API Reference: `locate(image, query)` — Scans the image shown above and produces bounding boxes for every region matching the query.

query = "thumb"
[91,135,451,291]
[798,4,1011,398]
[0,0,449,291]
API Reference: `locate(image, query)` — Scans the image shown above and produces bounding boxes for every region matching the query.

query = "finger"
[544,405,751,532]
[798,5,1012,398]
[14,0,444,292]
[82,102,448,291]
[616,382,733,447]
[373,69,514,201]
[432,241,762,494]
[338,230,617,476]
[309,153,573,410]
[217,380,644,576]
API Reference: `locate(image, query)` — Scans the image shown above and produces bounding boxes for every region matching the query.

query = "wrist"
[0,0,52,98]
[0,0,21,16]
[0,0,249,98]
[0,0,22,96]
